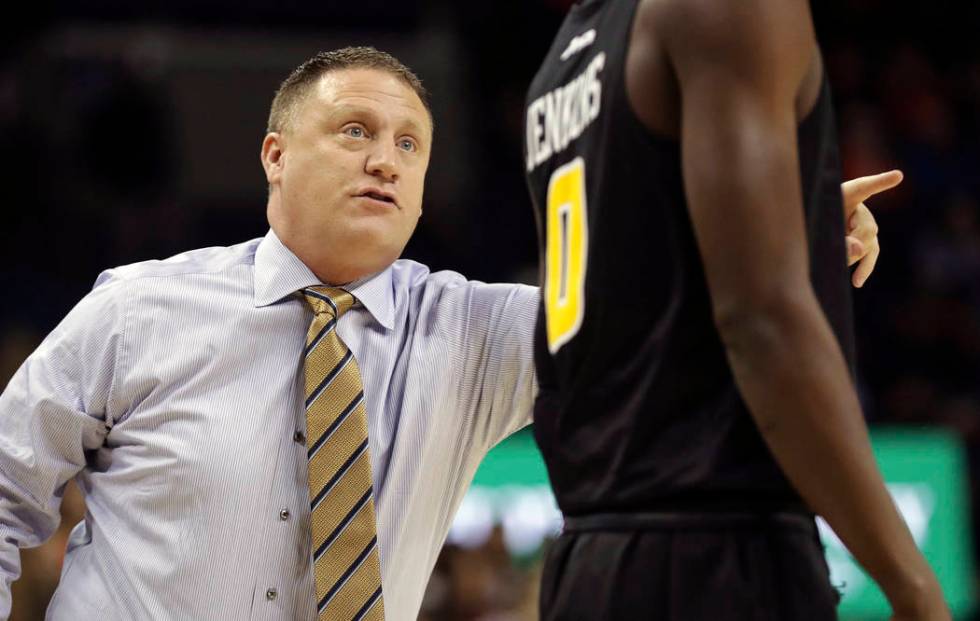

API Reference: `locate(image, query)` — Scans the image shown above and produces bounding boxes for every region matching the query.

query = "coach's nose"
[365,140,399,183]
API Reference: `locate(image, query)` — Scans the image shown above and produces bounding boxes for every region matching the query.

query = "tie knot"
[302,286,356,319]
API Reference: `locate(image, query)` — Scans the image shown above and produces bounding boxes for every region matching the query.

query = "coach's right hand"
[841,169,903,288]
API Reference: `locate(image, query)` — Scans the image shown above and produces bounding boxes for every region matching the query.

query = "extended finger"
[842,170,904,205]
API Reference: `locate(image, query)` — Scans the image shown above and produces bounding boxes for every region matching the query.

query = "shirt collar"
[252,229,395,331]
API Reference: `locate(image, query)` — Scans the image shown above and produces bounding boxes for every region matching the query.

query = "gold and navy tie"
[301,286,384,621]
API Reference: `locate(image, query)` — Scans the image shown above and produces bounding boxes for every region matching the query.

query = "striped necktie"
[301,286,384,621]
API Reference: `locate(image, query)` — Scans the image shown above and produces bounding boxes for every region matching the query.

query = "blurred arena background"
[0,1,978,619]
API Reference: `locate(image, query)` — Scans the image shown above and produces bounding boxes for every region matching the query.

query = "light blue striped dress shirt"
[0,230,538,620]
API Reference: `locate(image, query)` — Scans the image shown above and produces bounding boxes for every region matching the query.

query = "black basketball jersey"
[524,0,857,515]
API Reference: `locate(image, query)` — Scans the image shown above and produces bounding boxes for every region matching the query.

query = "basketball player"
[523,1,949,619]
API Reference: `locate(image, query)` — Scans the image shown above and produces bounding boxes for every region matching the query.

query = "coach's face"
[262,68,432,285]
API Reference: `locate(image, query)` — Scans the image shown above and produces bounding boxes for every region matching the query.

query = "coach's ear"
[262,132,286,186]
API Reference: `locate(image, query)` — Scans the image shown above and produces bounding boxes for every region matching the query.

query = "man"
[0,43,892,621]
[523,1,948,620]
[0,47,538,620]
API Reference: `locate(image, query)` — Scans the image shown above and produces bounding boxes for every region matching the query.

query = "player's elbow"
[712,284,816,356]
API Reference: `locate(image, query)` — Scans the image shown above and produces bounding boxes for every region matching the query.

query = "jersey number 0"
[544,157,589,353]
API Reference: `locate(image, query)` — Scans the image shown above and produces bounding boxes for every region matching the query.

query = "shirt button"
[279,508,290,521]
[294,430,306,444]
[266,588,278,601]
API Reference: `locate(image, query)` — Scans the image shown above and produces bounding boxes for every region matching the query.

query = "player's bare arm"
[628,0,947,618]
[625,0,892,290]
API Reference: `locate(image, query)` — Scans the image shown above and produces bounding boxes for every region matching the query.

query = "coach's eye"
[398,138,417,152]
[344,125,367,138]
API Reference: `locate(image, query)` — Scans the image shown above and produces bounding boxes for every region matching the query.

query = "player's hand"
[841,169,903,288]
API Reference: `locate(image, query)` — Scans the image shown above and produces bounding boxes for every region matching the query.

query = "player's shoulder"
[644,0,815,81]
[641,0,812,47]
[642,0,807,23]
[92,238,261,292]
[633,0,716,33]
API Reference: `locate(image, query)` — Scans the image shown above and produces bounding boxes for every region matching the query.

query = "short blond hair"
[267,46,431,134]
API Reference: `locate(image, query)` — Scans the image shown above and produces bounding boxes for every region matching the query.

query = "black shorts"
[539,512,841,621]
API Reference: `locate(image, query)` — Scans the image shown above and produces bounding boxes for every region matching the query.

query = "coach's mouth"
[353,187,399,209]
